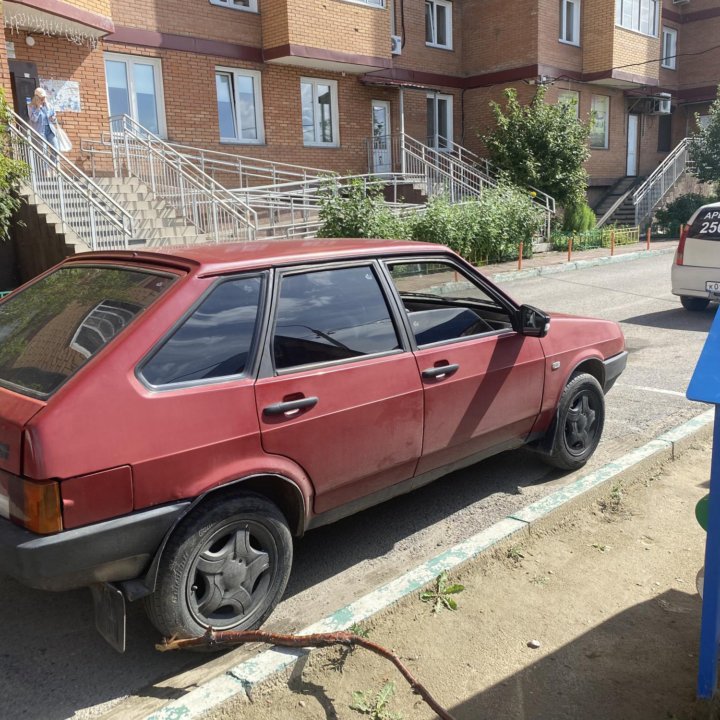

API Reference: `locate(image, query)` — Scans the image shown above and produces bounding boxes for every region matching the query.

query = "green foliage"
[317,178,409,240]
[689,86,720,184]
[655,192,718,235]
[562,201,596,232]
[420,570,465,613]
[482,86,591,208]
[550,226,638,251]
[350,681,402,720]
[410,184,544,264]
[0,90,28,241]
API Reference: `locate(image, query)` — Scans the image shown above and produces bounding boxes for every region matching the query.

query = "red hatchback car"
[0,239,626,650]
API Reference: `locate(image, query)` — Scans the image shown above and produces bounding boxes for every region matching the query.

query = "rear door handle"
[263,396,319,417]
[421,363,460,380]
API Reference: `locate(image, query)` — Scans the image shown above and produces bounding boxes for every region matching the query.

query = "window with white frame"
[216,69,264,143]
[557,89,580,117]
[661,27,677,69]
[209,0,258,11]
[590,94,610,149]
[615,0,659,37]
[427,93,453,150]
[343,0,384,6]
[301,78,339,147]
[425,0,452,49]
[560,0,581,45]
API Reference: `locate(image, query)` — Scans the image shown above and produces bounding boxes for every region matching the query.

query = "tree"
[482,86,591,208]
[689,86,720,186]
[0,89,28,241]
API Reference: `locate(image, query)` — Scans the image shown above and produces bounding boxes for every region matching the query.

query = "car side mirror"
[519,304,550,337]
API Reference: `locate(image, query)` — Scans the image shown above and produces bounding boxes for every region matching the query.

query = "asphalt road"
[1,252,714,720]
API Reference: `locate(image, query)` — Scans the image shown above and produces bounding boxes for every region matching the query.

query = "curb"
[490,246,676,283]
[145,408,714,720]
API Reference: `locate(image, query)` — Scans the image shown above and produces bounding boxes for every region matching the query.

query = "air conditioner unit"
[672,0,690,5]
[650,94,672,115]
[391,35,402,56]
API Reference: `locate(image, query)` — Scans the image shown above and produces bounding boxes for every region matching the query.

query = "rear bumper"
[0,502,189,591]
[603,350,628,393]
[671,264,720,299]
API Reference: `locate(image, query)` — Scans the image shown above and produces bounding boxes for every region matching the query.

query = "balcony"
[261,0,392,73]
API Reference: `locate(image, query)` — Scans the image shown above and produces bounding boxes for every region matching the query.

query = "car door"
[384,257,546,476]
[254,262,424,515]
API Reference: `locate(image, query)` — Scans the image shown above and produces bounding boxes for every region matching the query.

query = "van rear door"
[685,206,720,268]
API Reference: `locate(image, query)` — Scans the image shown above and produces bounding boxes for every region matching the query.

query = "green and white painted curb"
[145,406,713,720]
[491,246,677,283]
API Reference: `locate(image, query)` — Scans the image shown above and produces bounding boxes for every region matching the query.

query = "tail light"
[4,474,63,534]
[676,225,688,266]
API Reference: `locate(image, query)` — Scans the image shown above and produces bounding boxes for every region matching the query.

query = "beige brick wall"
[537,0,582,72]
[612,27,659,82]
[0,2,11,98]
[262,0,391,60]
[581,0,614,75]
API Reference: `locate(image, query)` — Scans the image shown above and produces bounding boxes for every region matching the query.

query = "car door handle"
[263,396,319,417]
[421,363,460,380]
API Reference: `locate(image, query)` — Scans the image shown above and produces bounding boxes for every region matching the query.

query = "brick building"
[1,0,719,202]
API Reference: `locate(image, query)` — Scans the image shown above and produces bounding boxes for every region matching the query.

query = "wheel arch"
[122,473,306,601]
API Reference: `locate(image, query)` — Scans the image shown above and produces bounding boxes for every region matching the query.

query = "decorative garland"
[4,13,99,50]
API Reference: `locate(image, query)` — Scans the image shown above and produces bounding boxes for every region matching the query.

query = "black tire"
[544,372,605,471]
[681,296,709,312]
[144,493,292,644]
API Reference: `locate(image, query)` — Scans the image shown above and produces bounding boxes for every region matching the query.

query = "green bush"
[562,201,596,232]
[316,178,410,240]
[550,226,638,251]
[0,90,28,241]
[655,192,718,235]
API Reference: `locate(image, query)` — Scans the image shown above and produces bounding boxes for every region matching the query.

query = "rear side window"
[689,207,720,240]
[142,276,263,386]
[0,266,175,398]
[272,266,400,370]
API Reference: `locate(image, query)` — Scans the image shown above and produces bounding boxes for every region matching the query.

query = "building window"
[425,0,452,49]
[560,0,581,45]
[590,95,609,149]
[209,0,258,11]
[215,68,264,144]
[104,53,166,137]
[342,0,384,6]
[557,89,580,117]
[301,78,339,147]
[615,0,659,37]
[427,93,453,150]
[661,27,677,69]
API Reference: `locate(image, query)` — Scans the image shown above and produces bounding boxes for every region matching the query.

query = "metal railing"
[8,110,133,250]
[633,137,693,226]
[365,133,555,238]
[109,115,257,242]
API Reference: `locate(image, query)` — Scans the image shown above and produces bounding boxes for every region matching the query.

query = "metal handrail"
[109,115,257,241]
[7,109,133,250]
[632,137,692,226]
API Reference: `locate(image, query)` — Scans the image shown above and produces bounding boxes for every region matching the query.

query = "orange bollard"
[518,242,523,270]
[646,226,651,250]
[610,229,615,256]
[568,236,573,263]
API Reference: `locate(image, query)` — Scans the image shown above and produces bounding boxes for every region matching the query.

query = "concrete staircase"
[594,176,645,227]
[93,177,208,246]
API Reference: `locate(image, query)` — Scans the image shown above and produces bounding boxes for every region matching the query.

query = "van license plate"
[706,281,720,296]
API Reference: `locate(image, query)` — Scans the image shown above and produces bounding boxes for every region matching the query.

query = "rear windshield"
[0,265,176,398]
[689,207,720,240]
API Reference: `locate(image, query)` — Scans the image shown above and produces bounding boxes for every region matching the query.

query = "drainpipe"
[400,87,406,175]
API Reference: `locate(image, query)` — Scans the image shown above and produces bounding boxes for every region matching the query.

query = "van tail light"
[676,226,688,266]
[7,476,63,534]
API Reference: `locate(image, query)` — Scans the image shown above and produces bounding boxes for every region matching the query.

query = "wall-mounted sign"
[40,79,82,113]
[6,41,16,59]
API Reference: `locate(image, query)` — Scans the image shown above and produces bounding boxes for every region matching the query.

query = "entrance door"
[371,100,392,174]
[8,61,39,122]
[104,53,167,137]
[627,114,639,176]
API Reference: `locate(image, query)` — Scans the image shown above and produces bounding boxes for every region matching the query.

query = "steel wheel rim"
[563,389,600,457]
[186,519,275,629]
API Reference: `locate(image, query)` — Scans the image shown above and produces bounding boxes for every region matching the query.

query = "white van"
[671,201,720,311]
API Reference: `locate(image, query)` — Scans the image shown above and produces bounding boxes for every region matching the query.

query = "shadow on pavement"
[450,588,707,720]
[622,306,717,332]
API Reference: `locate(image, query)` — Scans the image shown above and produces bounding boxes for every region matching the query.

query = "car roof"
[68,238,449,276]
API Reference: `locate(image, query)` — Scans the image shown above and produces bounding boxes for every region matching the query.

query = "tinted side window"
[143,276,263,386]
[273,266,400,370]
[689,207,720,240]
